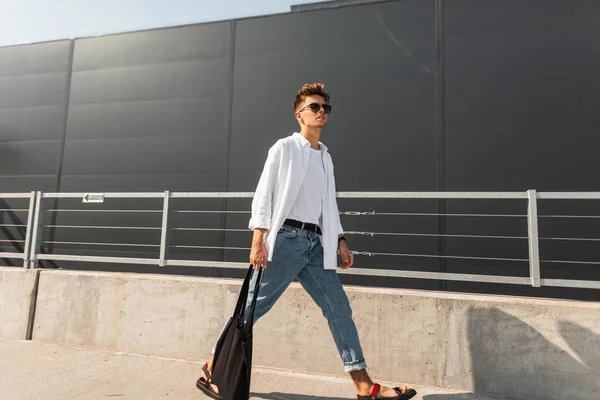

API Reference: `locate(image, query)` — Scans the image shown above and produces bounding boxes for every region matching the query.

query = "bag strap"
[244,267,262,328]
[233,265,262,328]
[233,265,253,325]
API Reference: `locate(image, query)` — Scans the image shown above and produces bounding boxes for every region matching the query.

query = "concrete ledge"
[0,267,38,339]
[32,270,600,400]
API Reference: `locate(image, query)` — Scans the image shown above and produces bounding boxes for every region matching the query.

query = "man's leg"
[296,234,413,398]
[295,236,367,372]
[200,226,310,390]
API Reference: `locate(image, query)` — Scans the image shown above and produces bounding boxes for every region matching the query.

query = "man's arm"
[250,228,269,270]
[249,141,281,232]
[248,142,281,269]
[329,157,354,269]
[338,234,354,269]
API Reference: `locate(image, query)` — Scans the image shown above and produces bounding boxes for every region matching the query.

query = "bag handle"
[233,265,262,329]
[244,266,262,329]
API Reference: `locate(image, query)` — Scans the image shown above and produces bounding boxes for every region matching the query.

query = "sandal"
[357,383,417,400]
[196,362,222,399]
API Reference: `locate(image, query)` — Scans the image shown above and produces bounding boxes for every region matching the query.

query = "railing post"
[28,192,44,269]
[159,190,171,267]
[22,191,37,268]
[527,189,541,287]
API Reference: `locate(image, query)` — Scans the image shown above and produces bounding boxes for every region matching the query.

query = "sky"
[0,0,323,47]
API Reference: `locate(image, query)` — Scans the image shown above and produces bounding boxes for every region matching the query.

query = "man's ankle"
[350,370,374,396]
[357,384,378,397]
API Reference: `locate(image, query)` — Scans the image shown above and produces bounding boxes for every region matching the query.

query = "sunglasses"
[299,103,332,114]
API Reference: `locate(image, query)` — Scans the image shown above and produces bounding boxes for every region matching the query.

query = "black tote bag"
[210,265,262,400]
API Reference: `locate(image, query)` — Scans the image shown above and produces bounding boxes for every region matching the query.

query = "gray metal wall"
[0,40,72,192]
[0,40,73,264]
[1,0,599,300]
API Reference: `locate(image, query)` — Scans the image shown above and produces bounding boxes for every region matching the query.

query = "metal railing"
[1,190,599,290]
[0,192,37,267]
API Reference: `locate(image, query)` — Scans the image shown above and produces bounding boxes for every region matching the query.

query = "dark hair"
[293,82,330,111]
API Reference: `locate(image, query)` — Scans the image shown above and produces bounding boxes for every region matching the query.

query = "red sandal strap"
[371,383,381,398]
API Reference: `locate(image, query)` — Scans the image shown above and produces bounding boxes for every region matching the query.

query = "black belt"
[284,219,322,235]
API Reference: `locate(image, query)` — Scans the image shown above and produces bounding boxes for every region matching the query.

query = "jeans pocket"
[278,226,300,239]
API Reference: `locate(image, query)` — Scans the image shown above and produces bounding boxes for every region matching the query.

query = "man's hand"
[338,240,354,269]
[249,229,268,270]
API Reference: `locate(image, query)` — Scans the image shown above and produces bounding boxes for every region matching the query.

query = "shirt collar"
[292,132,328,153]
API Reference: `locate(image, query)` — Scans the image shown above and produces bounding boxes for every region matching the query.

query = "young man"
[197,83,416,400]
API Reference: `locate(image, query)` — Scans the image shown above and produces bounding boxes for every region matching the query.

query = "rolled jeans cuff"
[344,359,367,373]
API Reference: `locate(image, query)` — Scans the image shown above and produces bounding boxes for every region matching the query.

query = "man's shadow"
[424,308,600,400]
[251,394,347,400]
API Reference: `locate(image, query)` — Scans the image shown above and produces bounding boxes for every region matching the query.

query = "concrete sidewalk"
[0,339,501,400]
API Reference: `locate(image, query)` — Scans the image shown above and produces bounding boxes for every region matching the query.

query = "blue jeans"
[213,225,367,373]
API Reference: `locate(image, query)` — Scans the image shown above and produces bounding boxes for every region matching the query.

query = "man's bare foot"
[196,357,220,397]
[199,365,219,393]
[351,369,416,399]
[357,383,416,399]
[372,384,411,398]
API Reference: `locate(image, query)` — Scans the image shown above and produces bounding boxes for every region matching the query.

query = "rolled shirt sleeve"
[248,141,282,231]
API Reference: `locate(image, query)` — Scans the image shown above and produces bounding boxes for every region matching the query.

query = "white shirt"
[249,132,344,270]
[287,148,326,225]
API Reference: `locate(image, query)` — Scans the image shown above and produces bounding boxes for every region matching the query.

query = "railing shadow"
[557,320,600,395]
[424,308,600,400]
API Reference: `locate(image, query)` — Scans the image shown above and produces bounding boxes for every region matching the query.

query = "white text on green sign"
[83,194,105,203]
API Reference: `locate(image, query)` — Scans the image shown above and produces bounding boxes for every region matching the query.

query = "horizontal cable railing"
[0,192,37,267]
[1,190,599,290]
[536,192,600,289]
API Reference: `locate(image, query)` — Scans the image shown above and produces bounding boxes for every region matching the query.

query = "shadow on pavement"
[422,395,484,400]
[251,393,348,400]
[424,308,600,400]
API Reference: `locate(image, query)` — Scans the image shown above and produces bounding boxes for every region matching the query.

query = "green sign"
[83,193,105,203]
